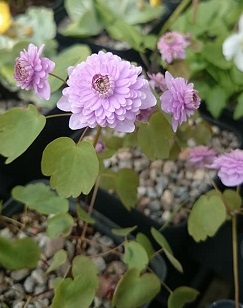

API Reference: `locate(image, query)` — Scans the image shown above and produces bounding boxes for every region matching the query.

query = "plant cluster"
[0,0,243,307]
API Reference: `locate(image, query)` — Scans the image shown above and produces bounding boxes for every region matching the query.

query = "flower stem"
[45,113,72,119]
[77,126,89,144]
[93,126,102,147]
[159,0,192,36]
[79,175,101,248]
[232,214,240,308]
[49,72,67,85]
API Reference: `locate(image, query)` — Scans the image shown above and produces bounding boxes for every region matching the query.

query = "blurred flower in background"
[222,14,243,71]
[0,1,12,34]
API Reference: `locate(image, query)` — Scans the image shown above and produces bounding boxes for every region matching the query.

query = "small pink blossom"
[160,71,200,132]
[13,43,55,100]
[57,51,156,133]
[209,149,243,186]
[157,31,190,64]
[147,72,167,92]
[95,141,106,153]
[188,146,216,169]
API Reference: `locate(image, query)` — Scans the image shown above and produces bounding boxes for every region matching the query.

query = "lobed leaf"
[46,249,67,274]
[123,241,149,272]
[0,104,46,163]
[12,182,69,215]
[41,138,99,198]
[47,213,74,238]
[0,237,40,269]
[138,112,174,160]
[112,268,161,308]
[168,286,200,308]
[188,194,226,242]
[115,168,139,210]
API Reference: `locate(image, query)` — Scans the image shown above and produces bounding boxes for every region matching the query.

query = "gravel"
[0,211,126,307]
[103,121,240,225]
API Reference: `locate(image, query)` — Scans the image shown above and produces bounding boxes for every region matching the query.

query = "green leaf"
[202,42,231,69]
[47,213,74,238]
[49,45,91,92]
[15,7,56,45]
[223,189,242,211]
[46,249,67,274]
[0,237,40,269]
[168,286,200,308]
[52,275,97,308]
[188,194,226,242]
[77,205,95,224]
[41,138,99,198]
[151,227,183,273]
[150,227,173,254]
[72,255,99,289]
[105,0,164,25]
[52,255,99,307]
[103,136,123,150]
[61,0,103,37]
[123,241,149,272]
[112,268,160,308]
[138,112,173,160]
[95,0,146,52]
[0,104,46,163]
[136,233,155,259]
[164,250,183,273]
[99,169,116,191]
[115,168,139,210]
[12,183,69,215]
[205,86,227,118]
[112,225,137,237]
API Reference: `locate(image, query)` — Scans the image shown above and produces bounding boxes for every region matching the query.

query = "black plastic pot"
[1,180,167,308]
[208,299,243,308]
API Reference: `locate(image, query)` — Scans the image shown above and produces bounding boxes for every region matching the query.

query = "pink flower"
[188,146,216,169]
[95,141,105,153]
[136,107,155,122]
[160,71,200,132]
[157,31,190,64]
[57,51,156,133]
[209,149,243,186]
[147,72,167,92]
[13,43,55,100]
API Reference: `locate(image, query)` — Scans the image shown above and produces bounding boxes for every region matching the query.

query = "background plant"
[161,0,243,119]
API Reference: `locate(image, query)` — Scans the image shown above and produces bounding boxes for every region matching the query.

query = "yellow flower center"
[0,1,12,34]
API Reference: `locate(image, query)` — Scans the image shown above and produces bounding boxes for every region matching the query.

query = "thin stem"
[161,279,173,294]
[23,296,32,308]
[84,238,123,257]
[139,52,151,71]
[159,203,187,231]
[77,127,89,144]
[45,113,72,119]
[232,214,239,308]
[0,215,24,227]
[49,72,67,85]
[159,0,192,36]
[93,126,102,147]
[191,0,199,23]
[79,176,101,249]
